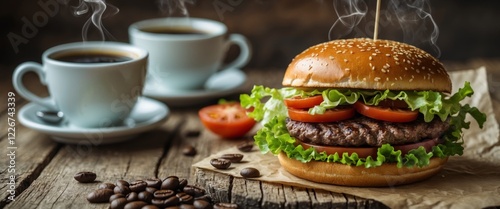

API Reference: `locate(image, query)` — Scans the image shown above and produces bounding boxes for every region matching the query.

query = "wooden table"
[1,59,500,209]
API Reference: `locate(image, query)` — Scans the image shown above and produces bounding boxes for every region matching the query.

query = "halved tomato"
[198,103,256,139]
[287,106,355,123]
[284,95,324,109]
[354,101,418,123]
[299,138,438,158]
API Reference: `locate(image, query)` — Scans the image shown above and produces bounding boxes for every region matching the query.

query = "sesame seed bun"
[278,152,448,187]
[282,38,452,93]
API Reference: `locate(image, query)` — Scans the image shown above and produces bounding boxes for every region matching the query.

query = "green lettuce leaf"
[240,82,487,168]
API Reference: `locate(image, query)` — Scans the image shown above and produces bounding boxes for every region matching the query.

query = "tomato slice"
[284,95,323,109]
[287,106,355,123]
[354,101,418,123]
[299,138,438,158]
[198,103,256,139]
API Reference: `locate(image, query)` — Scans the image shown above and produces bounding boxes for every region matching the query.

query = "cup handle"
[219,34,252,71]
[12,62,58,111]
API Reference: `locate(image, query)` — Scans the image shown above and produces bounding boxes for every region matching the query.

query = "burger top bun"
[283,38,452,93]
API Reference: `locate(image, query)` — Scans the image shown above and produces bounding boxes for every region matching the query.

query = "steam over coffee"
[140,26,208,35]
[52,51,132,63]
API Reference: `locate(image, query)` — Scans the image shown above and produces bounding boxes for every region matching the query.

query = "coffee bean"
[176,192,194,204]
[87,188,114,203]
[144,178,162,189]
[142,205,160,209]
[183,185,206,197]
[151,196,179,207]
[213,203,238,209]
[180,204,196,209]
[240,167,260,178]
[210,158,231,169]
[182,145,197,156]
[154,189,175,199]
[110,197,128,209]
[220,154,243,163]
[178,178,188,190]
[126,192,139,202]
[193,199,213,209]
[124,201,148,209]
[237,141,254,152]
[109,193,125,202]
[98,182,116,190]
[138,191,153,203]
[165,206,181,209]
[129,180,148,192]
[74,171,96,183]
[194,195,212,203]
[114,184,131,195]
[116,180,130,187]
[164,196,180,207]
[145,186,158,194]
[161,176,180,190]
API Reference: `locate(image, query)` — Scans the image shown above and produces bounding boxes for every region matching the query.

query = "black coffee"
[53,51,132,63]
[141,26,208,35]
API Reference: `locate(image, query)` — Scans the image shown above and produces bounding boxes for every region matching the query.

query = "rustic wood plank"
[231,177,262,209]
[309,189,347,209]
[261,182,285,208]
[4,110,183,209]
[0,120,60,208]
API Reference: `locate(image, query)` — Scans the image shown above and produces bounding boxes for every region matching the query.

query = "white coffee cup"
[13,41,148,128]
[129,17,251,90]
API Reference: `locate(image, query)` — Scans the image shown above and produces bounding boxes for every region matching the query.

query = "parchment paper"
[193,67,500,209]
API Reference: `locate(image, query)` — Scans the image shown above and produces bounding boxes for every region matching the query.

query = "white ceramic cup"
[129,17,252,90]
[12,42,148,128]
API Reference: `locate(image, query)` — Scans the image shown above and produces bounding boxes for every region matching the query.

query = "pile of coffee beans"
[79,174,238,209]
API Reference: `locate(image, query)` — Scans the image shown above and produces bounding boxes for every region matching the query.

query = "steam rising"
[329,0,368,40]
[72,0,119,41]
[388,0,440,56]
[157,0,195,16]
[329,0,440,57]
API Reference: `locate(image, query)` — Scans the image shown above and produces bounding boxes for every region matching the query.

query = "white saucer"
[143,69,246,106]
[18,97,169,144]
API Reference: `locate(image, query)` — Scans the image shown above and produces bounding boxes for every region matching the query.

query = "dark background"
[2,0,500,72]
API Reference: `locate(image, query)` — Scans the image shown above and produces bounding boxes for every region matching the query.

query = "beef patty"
[285,116,450,147]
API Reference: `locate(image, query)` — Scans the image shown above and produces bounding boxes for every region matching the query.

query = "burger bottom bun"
[278,152,448,187]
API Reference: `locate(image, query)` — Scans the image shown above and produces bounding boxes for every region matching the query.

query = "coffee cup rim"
[129,17,226,40]
[43,41,148,67]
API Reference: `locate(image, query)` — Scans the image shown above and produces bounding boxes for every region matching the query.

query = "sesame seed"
[345,68,350,71]
[369,56,373,61]
[374,77,381,81]
[329,56,335,60]
[386,54,391,57]
[344,59,348,63]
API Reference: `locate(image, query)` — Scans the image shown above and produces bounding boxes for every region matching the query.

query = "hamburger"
[240,38,486,187]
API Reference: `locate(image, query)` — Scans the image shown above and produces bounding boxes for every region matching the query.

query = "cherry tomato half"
[299,138,438,158]
[287,106,355,123]
[354,101,418,123]
[199,103,256,139]
[284,95,324,109]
